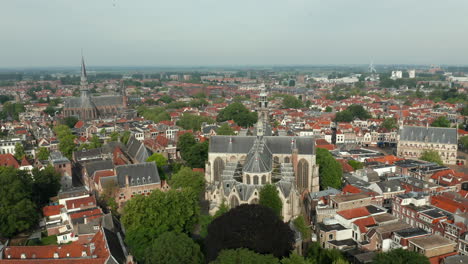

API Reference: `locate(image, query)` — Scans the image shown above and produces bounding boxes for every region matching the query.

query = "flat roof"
[395,228,429,238]
[318,223,348,232]
[409,234,456,249]
[332,193,372,203]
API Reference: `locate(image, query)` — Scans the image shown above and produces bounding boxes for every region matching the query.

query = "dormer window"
[20,254,26,259]
[82,251,87,257]
[54,253,59,258]
[148,176,151,183]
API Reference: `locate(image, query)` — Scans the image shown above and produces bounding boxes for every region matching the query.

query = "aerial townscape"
[1,1,468,264]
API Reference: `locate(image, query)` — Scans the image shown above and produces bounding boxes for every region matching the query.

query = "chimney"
[125,175,129,187]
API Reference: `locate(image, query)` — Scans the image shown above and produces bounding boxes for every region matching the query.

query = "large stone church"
[205,90,319,221]
[63,57,127,120]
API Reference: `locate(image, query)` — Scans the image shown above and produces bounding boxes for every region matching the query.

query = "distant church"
[205,90,320,221]
[63,57,127,120]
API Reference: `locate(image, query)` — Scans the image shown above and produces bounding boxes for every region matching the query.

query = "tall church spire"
[80,55,88,92]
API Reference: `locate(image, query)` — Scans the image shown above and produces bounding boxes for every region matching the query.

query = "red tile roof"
[1,230,109,264]
[20,156,31,167]
[0,154,19,168]
[65,196,96,210]
[337,207,370,220]
[353,216,376,233]
[69,208,103,220]
[42,205,64,217]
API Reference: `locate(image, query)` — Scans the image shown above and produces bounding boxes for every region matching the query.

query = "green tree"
[89,135,102,149]
[325,106,332,112]
[109,131,120,142]
[336,105,371,122]
[460,136,468,150]
[305,100,312,108]
[143,231,204,264]
[0,167,37,237]
[348,160,364,170]
[259,184,283,217]
[63,116,79,128]
[170,167,205,196]
[122,189,200,261]
[316,148,342,189]
[120,131,131,144]
[212,249,279,264]
[431,116,451,127]
[420,150,443,165]
[292,215,311,241]
[372,248,430,264]
[281,253,312,264]
[43,106,56,116]
[217,123,235,135]
[14,142,26,160]
[380,118,398,130]
[146,153,168,180]
[217,102,258,127]
[31,166,61,207]
[36,147,50,160]
[461,103,468,116]
[185,141,209,168]
[177,113,215,131]
[280,94,303,109]
[305,242,348,264]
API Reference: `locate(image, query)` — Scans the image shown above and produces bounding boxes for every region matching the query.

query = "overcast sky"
[1,0,468,67]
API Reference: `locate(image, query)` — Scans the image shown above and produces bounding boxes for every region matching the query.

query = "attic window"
[20,254,26,259]
[54,253,59,258]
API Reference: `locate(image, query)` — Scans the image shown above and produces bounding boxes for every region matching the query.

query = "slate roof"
[210,135,315,155]
[243,137,273,173]
[126,136,150,163]
[115,162,160,188]
[399,126,457,144]
[85,160,114,179]
[64,95,123,109]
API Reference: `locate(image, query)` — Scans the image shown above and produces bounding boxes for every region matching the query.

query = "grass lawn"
[41,235,58,245]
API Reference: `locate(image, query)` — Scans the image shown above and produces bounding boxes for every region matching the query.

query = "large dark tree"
[143,231,204,264]
[32,166,61,207]
[0,167,37,237]
[373,248,429,264]
[212,248,279,264]
[204,204,294,262]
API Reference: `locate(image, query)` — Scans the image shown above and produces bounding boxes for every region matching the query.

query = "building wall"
[397,140,457,165]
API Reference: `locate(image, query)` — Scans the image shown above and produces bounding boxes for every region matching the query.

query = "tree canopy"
[259,184,283,217]
[122,189,199,261]
[31,165,61,207]
[0,167,37,237]
[169,167,205,196]
[137,106,170,123]
[177,113,215,131]
[54,125,76,159]
[334,104,371,122]
[204,204,294,262]
[305,242,348,264]
[178,133,209,168]
[143,231,204,264]
[380,118,398,130]
[211,248,279,264]
[14,142,25,160]
[37,147,50,160]
[146,153,168,180]
[217,123,236,135]
[430,116,451,127]
[347,160,363,170]
[217,102,258,127]
[292,216,311,241]
[372,248,429,264]
[63,116,79,128]
[316,148,342,190]
[277,94,303,109]
[420,150,443,165]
